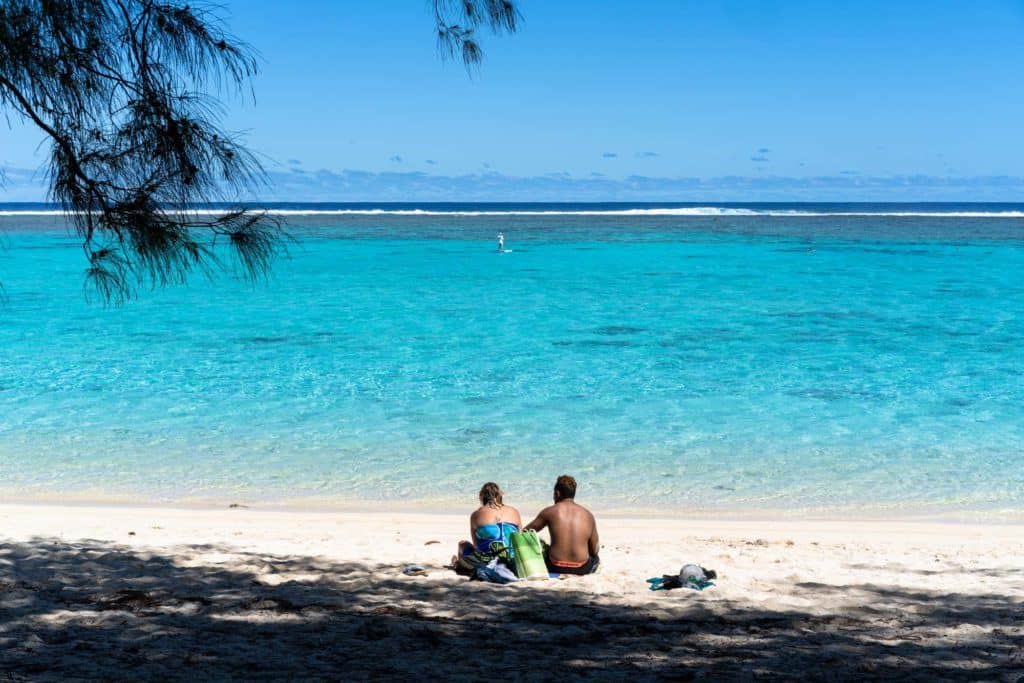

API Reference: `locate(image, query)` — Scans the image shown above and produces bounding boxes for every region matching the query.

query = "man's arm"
[588,518,600,556]
[524,508,549,532]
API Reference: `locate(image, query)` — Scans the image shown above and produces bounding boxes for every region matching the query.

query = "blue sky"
[4,0,1024,200]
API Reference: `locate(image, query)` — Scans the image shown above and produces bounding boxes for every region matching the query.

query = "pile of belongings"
[648,564,717,591]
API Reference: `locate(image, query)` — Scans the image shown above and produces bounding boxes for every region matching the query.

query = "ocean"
[1,203,1022,517]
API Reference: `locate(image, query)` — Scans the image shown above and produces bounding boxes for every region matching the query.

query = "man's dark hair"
[554,474,577,499]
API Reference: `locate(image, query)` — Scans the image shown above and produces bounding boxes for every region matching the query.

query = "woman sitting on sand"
[453,482,522,573]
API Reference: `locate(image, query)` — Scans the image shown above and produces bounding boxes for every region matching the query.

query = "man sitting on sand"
[525,474,600,575]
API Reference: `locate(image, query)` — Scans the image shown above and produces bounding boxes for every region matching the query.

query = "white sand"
[1,503,1022,680]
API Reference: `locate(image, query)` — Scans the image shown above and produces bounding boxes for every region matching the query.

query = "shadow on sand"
[1,538,1021,680]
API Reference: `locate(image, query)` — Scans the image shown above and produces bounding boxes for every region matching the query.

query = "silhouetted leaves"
[434,0,519,70]
[0,0,282,302]
[0,0,521,302]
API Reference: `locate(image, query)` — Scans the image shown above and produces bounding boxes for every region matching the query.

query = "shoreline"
[2,494,1023,525]
[3,501,1024,542]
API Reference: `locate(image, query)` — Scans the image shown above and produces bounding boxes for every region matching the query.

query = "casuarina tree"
[0,0,519,303]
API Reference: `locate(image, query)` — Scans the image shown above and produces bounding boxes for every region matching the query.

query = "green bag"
[510,529,548,580]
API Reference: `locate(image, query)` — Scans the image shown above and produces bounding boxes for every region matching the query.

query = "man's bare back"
[525,475,600,575]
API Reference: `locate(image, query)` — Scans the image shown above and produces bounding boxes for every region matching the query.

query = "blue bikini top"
[474,521,519,556]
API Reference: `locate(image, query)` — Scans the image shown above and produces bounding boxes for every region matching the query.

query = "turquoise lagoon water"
[1,204,1022,517]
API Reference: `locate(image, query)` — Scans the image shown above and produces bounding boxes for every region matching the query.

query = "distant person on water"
[454,482,522,573]
[525,474,600,575]
[497,232,505,252]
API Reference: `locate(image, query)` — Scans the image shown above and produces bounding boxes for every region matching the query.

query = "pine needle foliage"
[0,0,519,302]
[434,0,520,70]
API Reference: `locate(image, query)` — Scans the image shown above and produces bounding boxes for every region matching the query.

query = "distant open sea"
[1,202,1022,518]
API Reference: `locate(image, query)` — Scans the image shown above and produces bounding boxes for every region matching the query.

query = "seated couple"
[457,474,600,576]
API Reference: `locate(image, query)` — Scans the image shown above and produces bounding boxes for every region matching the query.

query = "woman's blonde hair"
[478,482,504,507]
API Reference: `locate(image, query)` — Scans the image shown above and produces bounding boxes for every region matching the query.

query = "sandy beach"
[1,503,1021,680]
[5,1,1024,681]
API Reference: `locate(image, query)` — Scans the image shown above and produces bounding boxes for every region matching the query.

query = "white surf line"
[3,209,1024,218]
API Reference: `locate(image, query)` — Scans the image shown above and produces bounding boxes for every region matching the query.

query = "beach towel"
[473,557,518,584]
[455,536,520,580]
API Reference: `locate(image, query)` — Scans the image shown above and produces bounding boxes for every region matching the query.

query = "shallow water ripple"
[0,212,1022,515]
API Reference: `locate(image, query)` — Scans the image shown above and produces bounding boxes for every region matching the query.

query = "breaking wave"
[3,207,1024,218]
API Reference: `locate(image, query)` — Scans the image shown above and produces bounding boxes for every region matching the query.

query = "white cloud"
[5,165,1024,202]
